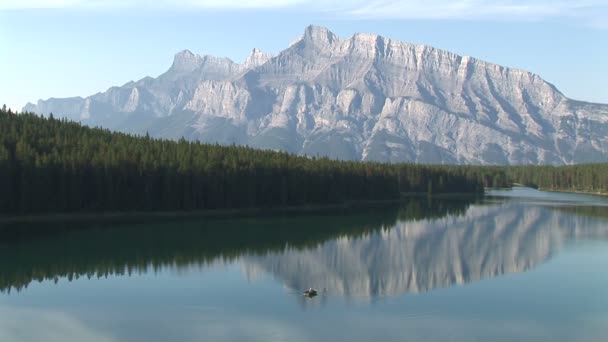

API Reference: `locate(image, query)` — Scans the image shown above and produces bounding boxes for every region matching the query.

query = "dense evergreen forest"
[469,164,608,193]
[1,107,607,215]
[505,164,608,194]
[0,108,481,214]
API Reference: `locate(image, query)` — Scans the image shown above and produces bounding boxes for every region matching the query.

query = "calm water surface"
[1,188,608,341]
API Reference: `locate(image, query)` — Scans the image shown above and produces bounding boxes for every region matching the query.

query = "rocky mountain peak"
[301,24,340,48]
[171,49,202,73]
[23,25,608,165]
[244,48,272,68]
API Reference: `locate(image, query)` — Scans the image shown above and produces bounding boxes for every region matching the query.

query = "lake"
[1,188,608,341]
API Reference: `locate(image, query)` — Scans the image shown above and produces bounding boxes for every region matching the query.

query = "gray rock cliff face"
[24,25,608,164]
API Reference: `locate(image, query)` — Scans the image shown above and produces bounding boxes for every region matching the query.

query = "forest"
[1,107,607,215]
[504,164,608,193]
[0,108,481,214]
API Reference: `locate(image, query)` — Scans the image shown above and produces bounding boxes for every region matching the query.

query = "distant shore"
[0,193,485,225]
[487,185,608,197]
[6,188,607,225]
[0,199,406,224]
[540,188,608,197]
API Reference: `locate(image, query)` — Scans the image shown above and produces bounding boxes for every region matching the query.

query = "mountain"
[24,25,608,165]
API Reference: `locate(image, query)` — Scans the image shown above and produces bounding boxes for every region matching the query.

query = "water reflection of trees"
[0,198,473,293]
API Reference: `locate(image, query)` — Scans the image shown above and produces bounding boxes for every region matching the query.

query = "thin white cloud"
[0,307,115,342]
[345,0,607,21]
[0,0,84,9]
[0,0,606,28]
[0,0,307,10]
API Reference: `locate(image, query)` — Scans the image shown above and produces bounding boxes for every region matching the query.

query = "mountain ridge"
[24,25,608,165]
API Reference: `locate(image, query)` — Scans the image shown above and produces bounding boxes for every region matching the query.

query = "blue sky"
[1,0,607,111]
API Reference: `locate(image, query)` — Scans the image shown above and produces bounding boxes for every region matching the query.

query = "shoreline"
[486,186,608,197]
[0,199,404,225]
[539,188,608,197]
[0,193,483,225]
[3,188,605,224]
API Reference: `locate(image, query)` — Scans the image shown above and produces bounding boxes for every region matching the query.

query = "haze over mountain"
[24,25,608,165]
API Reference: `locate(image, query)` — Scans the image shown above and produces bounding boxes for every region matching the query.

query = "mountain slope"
[24,25,608,165]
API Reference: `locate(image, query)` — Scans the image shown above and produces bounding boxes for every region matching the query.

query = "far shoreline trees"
[1,107,606,215]
[0,108,480,215]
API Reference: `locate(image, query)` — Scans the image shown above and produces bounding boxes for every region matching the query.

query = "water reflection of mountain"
[0,199,469,293]
[2,197,607,297]
[241,203,608,299]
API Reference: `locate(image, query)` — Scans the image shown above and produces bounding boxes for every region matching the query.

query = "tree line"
[2,107,606,215]
[0,108,481,214]
[505,164,608,193]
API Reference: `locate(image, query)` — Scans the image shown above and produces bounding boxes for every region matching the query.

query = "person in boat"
[304,288,318,296]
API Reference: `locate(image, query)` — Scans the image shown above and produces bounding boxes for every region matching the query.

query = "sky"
[1,0,607,111]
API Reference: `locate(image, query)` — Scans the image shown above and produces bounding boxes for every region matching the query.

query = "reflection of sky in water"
[2,191,608,341]
[2,246,608,342]
[486,187,608,206]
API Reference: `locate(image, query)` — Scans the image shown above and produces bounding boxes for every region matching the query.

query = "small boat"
[303,288,318,297]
